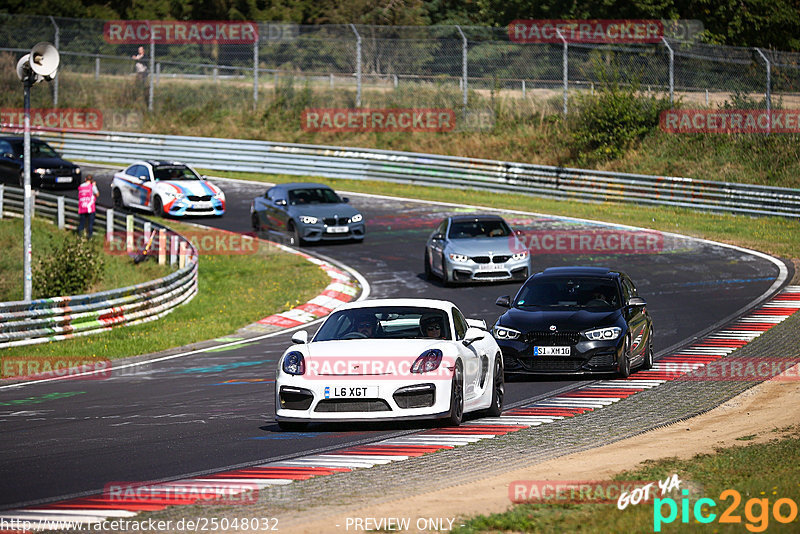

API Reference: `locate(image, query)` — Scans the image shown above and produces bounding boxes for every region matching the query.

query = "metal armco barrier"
[38,130,800,219]
[0,186,198,349]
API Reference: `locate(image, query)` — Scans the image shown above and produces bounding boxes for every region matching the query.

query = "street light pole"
[23,77,33,301]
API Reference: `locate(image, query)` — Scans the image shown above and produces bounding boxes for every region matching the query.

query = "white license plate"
[533,346,571,356]
[326,226,349,234]
[477,264,504,271]
[324,386,378,398]
[55,176,72,183]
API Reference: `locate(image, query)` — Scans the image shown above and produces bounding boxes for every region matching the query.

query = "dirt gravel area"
[284,364,800,533]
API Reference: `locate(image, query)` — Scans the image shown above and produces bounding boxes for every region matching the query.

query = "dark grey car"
[250,182,365,246]
[0,137,81,189]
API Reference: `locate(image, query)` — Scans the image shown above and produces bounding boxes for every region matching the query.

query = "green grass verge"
[212,170,800,260]
[0,220,330,359]
[453,426,800,533]
[0,216,170,302]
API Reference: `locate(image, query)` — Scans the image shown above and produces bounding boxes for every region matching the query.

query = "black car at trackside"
[0,136,81,189]
[492,266,653,377]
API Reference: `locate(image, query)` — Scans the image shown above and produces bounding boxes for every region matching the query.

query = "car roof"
[447,214,506,223]
[140,160,188,167]
[273,182,333,191]
[535,266,620,279]
[333,298,457,313]
[1,136,47,143]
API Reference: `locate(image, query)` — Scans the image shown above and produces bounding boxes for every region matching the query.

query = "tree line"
[3,0,798,51]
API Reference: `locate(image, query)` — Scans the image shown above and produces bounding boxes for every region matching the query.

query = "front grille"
[49,168,74,176]
[471,256,490,264]
[279,386,313,410]
[519,357,584,372]
[323,217,349,226]
[493,255,511,263]
[587,353,616,367]
[393,385,435,409]
[473,271,509,279]
[315,399,391,412]
[188,195,212,201]
[524,331,581,346]
[470,255,511,264]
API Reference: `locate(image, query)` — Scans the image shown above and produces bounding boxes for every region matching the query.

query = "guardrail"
[0,185,198,349]
[38,130,800,218]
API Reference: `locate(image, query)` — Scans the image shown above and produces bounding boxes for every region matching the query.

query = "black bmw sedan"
[492,266,653,377]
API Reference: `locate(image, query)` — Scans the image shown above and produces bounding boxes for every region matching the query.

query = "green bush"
[33,234,105,298]
[571,64,671,164]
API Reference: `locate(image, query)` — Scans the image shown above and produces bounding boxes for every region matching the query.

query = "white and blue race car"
[111,160,225,217]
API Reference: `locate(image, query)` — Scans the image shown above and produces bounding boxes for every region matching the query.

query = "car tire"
[153,196,165,218]
[424,250,433,280]
[484,355,504,417]
[287,221,302,247]
[112,188,125,211]
[442,362,464,427]
[617,338,632,379]
[277,421,308,432]
[251,211,260,231]
[640,328,654,370]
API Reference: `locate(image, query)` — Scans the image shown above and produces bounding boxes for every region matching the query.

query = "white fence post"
[350,24,362,107]
[106,208,114,242]
[57,196,65,229]
[126,214,134,253]
[158,229,166,265]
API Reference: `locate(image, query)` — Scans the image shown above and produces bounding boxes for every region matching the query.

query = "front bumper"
[446,258,530,283]
[498,337,624,375]
[298,222,366,242]
[275,376,451,422]
[165,197,225,217]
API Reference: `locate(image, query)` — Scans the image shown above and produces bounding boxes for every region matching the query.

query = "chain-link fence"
[1,13,799,133]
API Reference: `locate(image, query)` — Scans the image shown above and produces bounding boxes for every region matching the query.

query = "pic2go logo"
[654,489,799,532]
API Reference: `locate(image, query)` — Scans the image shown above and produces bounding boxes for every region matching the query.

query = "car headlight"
[493,325,521,340]
[448,253,469,263]
[74,167,81,175]
[282,351,306,375]
[213,190,224,200]
[411,349,443,373]
[299,215,318,224]
[34,168,46,176]
[350,213,363,223]
[584,326,622,341]
[512,251,529,260]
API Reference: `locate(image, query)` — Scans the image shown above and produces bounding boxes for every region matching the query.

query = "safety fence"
[40,130,800,219]
[0,14,798,120]
[0,185,198,348]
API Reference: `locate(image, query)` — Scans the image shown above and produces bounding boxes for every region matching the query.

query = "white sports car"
[275,298,504,430]
[111,160,225,217]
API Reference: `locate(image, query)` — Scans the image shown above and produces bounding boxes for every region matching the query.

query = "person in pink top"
[77,174,100,238]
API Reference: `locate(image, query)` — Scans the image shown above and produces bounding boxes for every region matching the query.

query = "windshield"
[153,165,200,181]
[514,277,620,311]
[448,219,511,239]
[22,141,60,158]
[314,306,451,341]
[288,188,341,205]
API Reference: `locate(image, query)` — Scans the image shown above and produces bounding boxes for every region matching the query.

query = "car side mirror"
[342,197,350,203]
[431,233,444,241]
[495,295,511,308]
[628,297,647,307]
[462,327,485,347]
[275,199,287,206]
[291,330,308,344]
